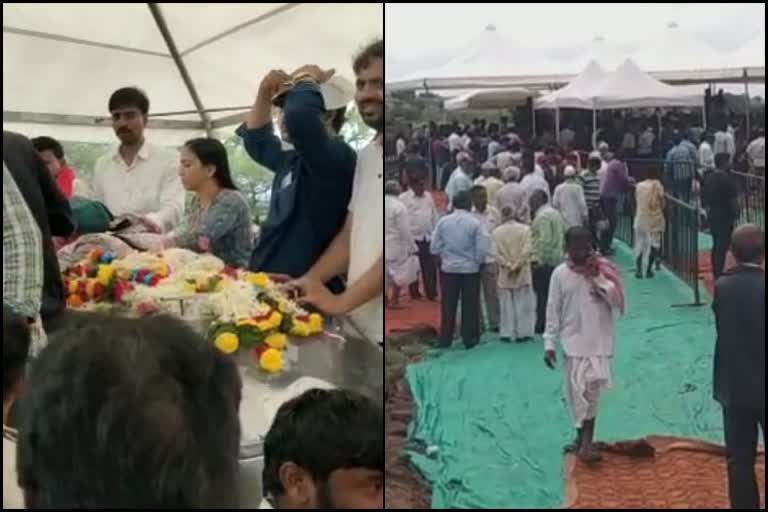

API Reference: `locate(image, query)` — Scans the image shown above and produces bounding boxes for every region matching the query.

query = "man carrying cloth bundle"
[544,226,625,464]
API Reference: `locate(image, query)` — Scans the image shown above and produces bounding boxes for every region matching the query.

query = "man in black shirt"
[702,153,741,279]
[3,131,74,328]
[712,224,765,509]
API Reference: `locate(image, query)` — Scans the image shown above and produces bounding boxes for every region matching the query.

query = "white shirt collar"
[111,140,152,163]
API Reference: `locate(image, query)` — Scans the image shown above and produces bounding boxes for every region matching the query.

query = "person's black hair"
[510,140,521,153]
[529,189,549,213]
[672,130,683,145]
[16,314,242,509]
[329,107,347,133]
[262,389,383,498]
[715,152,731,170]
[353,39,383,74]
[184,138,238,190]
[31,136,65,160]
[470,184,486,194]
[404,158,428,180]
[3,305,31,403]
[108,87,150,115]
[564,225,593,248]
[452,190,473,210]
[731,227,765,263]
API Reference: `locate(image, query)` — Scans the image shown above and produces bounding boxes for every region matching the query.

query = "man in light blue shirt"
[431,190,489,349]
[664,131,696,204]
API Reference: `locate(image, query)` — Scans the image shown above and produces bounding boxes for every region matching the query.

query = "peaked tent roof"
[443,87,536,111]
[2,3,383,144]
[629,22,729,72]
[534,61,608,110]
[593,59,704,109]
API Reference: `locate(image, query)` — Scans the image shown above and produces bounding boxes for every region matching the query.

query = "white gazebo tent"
[2,3,383,144]
[534,60,609,110]
[629,22,729,72]
[443,87,536,111]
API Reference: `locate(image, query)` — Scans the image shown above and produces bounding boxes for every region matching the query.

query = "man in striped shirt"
[579,155,604,250]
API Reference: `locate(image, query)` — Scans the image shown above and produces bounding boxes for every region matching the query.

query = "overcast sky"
[386,3,765,72]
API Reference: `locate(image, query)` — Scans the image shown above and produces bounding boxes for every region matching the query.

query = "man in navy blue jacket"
[237,66,356,291]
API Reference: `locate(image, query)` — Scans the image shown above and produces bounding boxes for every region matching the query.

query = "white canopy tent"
[592,59,704,110]
[2,3,383,144]
[730,30,765,69]
[443,87,536,111]
[629,22,729,72]
[534,61,608,110]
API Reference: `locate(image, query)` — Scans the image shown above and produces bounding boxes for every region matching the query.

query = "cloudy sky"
[385,3,765,77]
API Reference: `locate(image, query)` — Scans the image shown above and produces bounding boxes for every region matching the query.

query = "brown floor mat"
[385,329,434,509]
[564,436,765,509]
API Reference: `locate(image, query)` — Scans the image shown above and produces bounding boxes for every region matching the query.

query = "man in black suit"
[3,131,74,330]
[712,223,765,509]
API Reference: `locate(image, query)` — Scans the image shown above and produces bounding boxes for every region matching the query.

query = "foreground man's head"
[353,40,384,133]
[262,389,383,509]
[16,314,243,509]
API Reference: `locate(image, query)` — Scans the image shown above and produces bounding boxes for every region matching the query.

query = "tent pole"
[555,107,560,145]
[743,68,751,139]
[592,107,597,149]
[148,3,212,136]
[531,102,537,139]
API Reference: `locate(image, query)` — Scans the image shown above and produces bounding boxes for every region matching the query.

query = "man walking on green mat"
[544,227,625,464]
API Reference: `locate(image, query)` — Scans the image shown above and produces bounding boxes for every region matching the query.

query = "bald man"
[712,224,765,510]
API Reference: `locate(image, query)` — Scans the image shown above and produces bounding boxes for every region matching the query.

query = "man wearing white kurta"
[93,87,185,233]
[492,209,536,342]
[385,181,418,307]
[544,226,623,464]
[291,41,384,346]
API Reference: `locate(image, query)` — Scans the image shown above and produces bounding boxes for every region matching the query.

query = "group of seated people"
[2,307,383,509]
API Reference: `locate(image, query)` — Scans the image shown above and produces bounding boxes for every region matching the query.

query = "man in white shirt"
[699,131,716,176]
[471,184,501,333]
[384,181,418,308]
[92,87,185,233]
[448,130,463,153]
[400,162,439,301]
[520,167,551,202]
[445,152,474,210]
[746,128,765,177]
[291,40,384,346]
[714,125,736,165]
[544,227,624,465]
[637,126,655,157]
[552,166,588,229]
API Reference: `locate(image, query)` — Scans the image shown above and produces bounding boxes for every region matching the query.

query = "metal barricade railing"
[616,187,702,307]
[731,171,765,229]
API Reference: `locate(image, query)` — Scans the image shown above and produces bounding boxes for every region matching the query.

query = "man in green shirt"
[530,189,566,334]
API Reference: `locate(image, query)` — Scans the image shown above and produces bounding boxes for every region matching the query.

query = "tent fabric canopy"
[443,87,536,111]
[535,59,704,111]
[534,60,608,110]
[386,25,765,92]
[2,2,383,143]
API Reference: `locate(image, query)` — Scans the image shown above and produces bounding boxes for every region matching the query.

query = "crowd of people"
[384,110,764,505]
[3,40,384,508]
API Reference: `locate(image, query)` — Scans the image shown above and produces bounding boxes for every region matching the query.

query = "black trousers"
[672,177,693,205]
[532,264,555,334]
[439,272,481,348]
[409,240,438,300]
[600,197,618,253]
[710,218,735,279]
[722,406,766,509]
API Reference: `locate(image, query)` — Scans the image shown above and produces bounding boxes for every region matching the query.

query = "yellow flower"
[260,348,283,373]
[308,313,323,333]
[277,298,289,313]
[183,282,197,294]
[265,332,287,350]
[214,332,239,354]
[96,265,115,286]
[291,322,311,337]
[155,262,170,278]
[68,279,80,295]
[246,272,270,288]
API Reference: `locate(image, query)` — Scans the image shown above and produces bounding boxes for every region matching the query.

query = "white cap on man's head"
[320,76,354,110]
[564,165,577,178]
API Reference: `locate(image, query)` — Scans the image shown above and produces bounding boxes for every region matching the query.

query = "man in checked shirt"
[3,162,46,356]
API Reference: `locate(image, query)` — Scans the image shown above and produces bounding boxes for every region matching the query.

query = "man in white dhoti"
[543,226,625,464]
[492,205,536,343]
[385,181,418,308]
